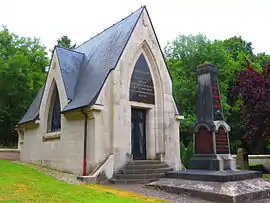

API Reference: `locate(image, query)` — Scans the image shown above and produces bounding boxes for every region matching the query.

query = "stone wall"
[0,149,20,161]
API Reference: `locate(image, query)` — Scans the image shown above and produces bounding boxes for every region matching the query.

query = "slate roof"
[18,6,144,125]
[18,85,45,125]
[63,6,144,112]
[56,47,85,100]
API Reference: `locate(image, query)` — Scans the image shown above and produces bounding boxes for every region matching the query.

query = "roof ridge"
[55,45,84,56]
[75,6,145,50]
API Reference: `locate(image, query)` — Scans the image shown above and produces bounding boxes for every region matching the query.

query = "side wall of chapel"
[20,51,85,175]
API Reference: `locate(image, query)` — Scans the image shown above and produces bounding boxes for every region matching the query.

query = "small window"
[47,87,61,132]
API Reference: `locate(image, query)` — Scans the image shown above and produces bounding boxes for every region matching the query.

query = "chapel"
[17,6,183,180]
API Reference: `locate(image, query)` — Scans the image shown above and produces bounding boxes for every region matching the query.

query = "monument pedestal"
[189,154,236,171]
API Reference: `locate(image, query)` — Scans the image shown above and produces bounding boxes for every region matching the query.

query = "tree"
[223,36,253,60]
[0,26,48,146]
[233,59,270,154]
[56,35,76,49]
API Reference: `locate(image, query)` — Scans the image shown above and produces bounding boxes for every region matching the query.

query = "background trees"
[0,26,48,147]
[56,35,76,49]
[234,60,270,154]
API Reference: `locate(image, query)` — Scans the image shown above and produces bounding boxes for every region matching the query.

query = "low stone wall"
[232,154,270,171]
[0,149,20,161]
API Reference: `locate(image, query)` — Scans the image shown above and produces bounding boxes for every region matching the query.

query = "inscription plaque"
[129,54,155,104]
[195,127,213,154]
[216,126,229,154]
[211,74,223,120]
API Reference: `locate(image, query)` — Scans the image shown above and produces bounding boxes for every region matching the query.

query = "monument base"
[189,154,236,170]
[165,169,262,182]
[145,177,270,203]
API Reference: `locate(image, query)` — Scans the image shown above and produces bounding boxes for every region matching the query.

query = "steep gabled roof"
[18,6,144,124]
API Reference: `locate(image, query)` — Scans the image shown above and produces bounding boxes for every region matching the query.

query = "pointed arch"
[140,40,164,99]
[127,40,165,106]
[47,80,61,132]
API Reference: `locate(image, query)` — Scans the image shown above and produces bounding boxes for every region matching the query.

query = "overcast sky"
[1,0,269,54]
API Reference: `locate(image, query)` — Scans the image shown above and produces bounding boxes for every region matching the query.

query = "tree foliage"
[223,36,253,60]
[233,60,270,154]
[56,35,76,49]
[0,26,48,146]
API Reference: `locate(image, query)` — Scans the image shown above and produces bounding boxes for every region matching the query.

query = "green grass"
[0,160,163,203]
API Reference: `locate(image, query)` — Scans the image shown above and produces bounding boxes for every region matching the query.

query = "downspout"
[81,108,88,176]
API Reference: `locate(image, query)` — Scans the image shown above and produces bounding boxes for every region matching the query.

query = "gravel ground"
[112,184,213,203]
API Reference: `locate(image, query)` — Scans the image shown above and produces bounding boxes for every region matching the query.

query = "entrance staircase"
[109,160,172,184]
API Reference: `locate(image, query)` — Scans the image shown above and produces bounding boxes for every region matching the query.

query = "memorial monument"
[189,63,235,171]
[146,63,270,203]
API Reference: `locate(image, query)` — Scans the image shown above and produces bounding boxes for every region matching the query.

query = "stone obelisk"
[189,63,236,170]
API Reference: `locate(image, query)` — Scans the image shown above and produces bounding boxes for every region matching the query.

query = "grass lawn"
[0,160,165,203]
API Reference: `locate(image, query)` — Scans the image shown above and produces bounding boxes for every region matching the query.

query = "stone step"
[111,160,170,184]
[115,172,164,179]
[125,163,168,169]
[127,160,161,165]
[109,178,157,184]
[120,167,173,174]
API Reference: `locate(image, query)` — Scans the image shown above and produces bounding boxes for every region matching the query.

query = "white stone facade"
[18,9,181,177]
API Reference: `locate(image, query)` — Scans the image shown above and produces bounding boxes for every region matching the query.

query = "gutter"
[81,108,88,176]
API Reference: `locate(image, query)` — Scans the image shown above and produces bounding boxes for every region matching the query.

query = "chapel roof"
[18,6,145,125]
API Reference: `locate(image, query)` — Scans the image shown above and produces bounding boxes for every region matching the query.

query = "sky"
[1,0,269,54]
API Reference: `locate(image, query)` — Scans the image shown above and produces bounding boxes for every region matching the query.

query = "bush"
[182,142,193,168]
[237,164,266,173]
[180,141,186,160]
[249,164,266,173]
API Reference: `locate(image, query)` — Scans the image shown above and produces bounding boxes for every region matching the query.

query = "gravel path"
[113,184,213,203]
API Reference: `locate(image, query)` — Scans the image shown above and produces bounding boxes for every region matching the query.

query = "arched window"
[47,86,61,132]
